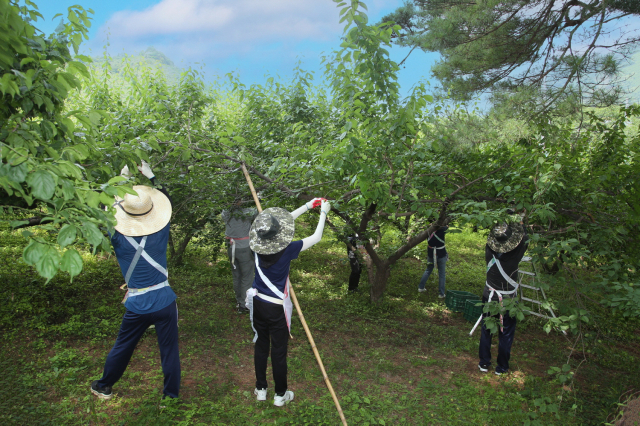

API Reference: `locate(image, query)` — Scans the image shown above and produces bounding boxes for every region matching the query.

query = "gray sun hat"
[487,222,525,253]
[249,207,295,255]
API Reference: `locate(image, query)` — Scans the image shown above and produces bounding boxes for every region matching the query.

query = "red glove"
[312,198,327,208]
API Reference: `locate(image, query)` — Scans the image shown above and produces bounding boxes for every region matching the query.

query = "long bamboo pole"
[241,163,348,426]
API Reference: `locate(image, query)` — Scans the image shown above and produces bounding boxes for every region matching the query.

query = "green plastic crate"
[463,298,484,322]
[445,290,480,313]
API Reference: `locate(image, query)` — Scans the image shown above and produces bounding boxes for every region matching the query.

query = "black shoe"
[348,288,359,293]
[237,306,249,314]
[91,380,113,400]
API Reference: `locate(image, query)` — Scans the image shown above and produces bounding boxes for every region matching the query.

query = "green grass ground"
[1,220,639,425]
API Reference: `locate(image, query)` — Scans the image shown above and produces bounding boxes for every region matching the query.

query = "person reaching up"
[91,161,180,401]
[246,198,330,407]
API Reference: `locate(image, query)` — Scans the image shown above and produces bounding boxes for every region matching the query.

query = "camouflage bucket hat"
[249,207,295,255]
[487,222,524,253]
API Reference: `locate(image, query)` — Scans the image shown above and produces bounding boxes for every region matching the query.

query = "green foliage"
[0,0,144,280]
[382,0,639,114]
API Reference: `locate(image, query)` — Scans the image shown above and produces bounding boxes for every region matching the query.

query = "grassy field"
[1,219,639,425]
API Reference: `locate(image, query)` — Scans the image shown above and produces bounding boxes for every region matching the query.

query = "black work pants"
[253,297,289,395]
[478,297,517,374]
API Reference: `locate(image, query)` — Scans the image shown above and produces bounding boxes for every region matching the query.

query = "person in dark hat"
[245,198,330,407]
[90,161,180,400]
[478,220,528,376]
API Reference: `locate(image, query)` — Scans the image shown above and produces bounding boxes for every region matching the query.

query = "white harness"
[226,236,250,269]
[122,236,170,302]
[246,252,293,343]
[469,255,519,335]
[429,232,445,261]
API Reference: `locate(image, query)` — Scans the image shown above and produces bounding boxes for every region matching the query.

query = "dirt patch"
[617,396,640,426]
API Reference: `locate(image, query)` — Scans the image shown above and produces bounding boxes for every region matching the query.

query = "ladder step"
[519,271,536,276]
[521,296,542,304]
[520,284,540,290]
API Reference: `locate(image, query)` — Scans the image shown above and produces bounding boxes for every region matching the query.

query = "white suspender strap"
[124,236,147,284]
[490,255,518,287]
[230,238,237,269]
[470,257,519,336]
[428,232,445,260]
[125,236,169,278]
[254,252,285,299]
[432,233,445,245]
[246,288,259,343]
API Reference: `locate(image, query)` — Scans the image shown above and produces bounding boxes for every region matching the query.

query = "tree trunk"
[369,261,391,303]
[360,249,376,289]
[168,232,176,258]
[172,231,194,266]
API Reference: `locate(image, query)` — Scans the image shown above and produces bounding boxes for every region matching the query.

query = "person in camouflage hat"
[477,220,528,376]
[246,198,330,407]
[249,207,295,255]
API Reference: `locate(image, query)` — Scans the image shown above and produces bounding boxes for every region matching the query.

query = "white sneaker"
[274,390,294,406]
[478,364,489,373]
[418,288,427,293]
[254,388,267,401]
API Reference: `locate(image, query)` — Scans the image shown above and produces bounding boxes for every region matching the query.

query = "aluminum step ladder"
[518,256,566,334]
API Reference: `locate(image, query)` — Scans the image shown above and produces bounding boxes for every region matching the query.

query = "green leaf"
[100,192,114,206]
[84,191,101,208]
[7,163,28,183]
[36,246,60,280]
[23,239,45,265]
[57,224,77,247]
[89,111,101,125]
[108,176,128,185]
[81,221,103,249]
[61,179,75,200]
[60,249,83,280]
[26,170,56,200]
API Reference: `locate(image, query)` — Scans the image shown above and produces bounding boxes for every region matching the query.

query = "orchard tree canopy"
[2,0,640,322]
[382,0,640,112]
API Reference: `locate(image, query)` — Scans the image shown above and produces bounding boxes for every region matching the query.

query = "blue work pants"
[418,255,447,296]
[98,301,180,398]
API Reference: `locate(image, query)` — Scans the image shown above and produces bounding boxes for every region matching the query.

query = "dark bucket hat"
[249,207,295,255]
[487,222,525,253]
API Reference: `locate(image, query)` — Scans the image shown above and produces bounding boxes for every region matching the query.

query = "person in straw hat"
[245,197,330,407]
[90,161,180,400]
[478,217,528,376]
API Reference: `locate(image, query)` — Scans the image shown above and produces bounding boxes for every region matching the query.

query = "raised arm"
[301,200,330,251]
[290,197,324,220]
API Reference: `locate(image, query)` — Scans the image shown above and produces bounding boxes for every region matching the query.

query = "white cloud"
[101,0,346,46]
[90,0,404,83]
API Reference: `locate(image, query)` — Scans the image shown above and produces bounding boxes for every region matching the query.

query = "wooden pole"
[241,163,348,426]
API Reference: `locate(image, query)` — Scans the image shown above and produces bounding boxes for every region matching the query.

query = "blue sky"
[34,0,440,93]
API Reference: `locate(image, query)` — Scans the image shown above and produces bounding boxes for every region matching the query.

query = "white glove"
[306,197,324,210]
[138,161,155,179]
[120,164,132,178]
[320,200,331,214]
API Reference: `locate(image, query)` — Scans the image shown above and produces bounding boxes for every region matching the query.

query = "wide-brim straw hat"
[111,185,172,237]
[249,207,295,255]
[487,222,524,253]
